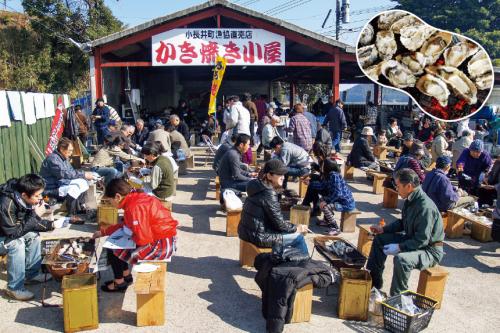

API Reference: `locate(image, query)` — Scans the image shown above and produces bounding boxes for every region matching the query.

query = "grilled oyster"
[358,44,378,68]
[420,32,453,64]
[359,23,374,46]
[443,41,479,67]
[400,25,436,51]
[365,63,382,81]
[467,50,491,79]
[396,52,427,75]
[474,72,493,90]
[376,30,397,60]
[416,74,450,107]
[426,65,477,104]
[378,11,408,30]
[390,15,422,34]
[381,60,417,88]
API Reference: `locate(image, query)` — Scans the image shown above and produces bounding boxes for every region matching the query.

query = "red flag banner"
[44,96,65,156]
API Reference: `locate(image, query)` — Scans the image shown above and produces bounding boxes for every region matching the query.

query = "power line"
[240,0,262,6]
[350,5,394,16]
[271,0,313,16]
[264,0,302,15]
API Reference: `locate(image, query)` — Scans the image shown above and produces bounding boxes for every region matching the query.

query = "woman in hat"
[347,126,380,171]
[238,160,309,255]
[456,139,493,195]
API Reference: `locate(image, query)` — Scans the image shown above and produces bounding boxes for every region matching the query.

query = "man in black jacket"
[0,174,54,300]
[213,134,237,174]
[348,126,380,171]
[218,134,257,193]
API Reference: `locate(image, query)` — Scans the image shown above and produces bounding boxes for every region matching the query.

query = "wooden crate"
[239,240,272,267]
[97,204,118,229]
[417,266,448,309]
[226,209,242,237]
[357,225,374,257]
[290,205,311,227]
[373,145,387,160]
[136,262,167,327]
[471,220,493,242]
[383,187,398,209]
[62,273,98,333]
[215,176,220,201]
[298,178,308,198]
[441,212,448,231]
[366,171,389,194]
[445,210,465,238]
[344,165,354,180]
[338,268,372,321]
[340,210,361,233]
[291,284,313,323]
[251,150,257,166]
[186,154,195,169]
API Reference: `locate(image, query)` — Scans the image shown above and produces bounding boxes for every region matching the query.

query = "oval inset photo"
[356,9,494,122]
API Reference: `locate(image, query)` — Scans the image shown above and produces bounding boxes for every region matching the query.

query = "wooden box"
[367,171,388,194]
[62,273,98,333]
[445,211,465,238]
[417,266,448,309]
[97,204,118,229]
[239,239,272,267]
[186,154,195,169]
[338,268,372,321]
[344,165,354,180]
[340,210,361,233]
[178,160,187,175]
[357,225,374,257]
[383,187,398,209]
[226,209,242,237]
[251,150,257,166]
[471,220,493,242]
[290,205,311,227]
[136,262,167,327]
[298,178,308,198]
[441,213,448,231]
[215,176,220,201]
[291,284,313,323]
[373,145,387,160]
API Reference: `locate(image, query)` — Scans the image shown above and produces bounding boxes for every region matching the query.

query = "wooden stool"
[290,205,311,226]
[215,176,220,201]
[178,160,187,175]
[340,210,361,233]
[161,200,173,211]
[417,266,449,309]
[62,273,98,333]
[445,210,465,238]
[298,178,308,198]
[344,164,355,180]
[135,262,167,326]
[226,209,242,237]
[291,284,313,323]
[383,187,398,209]
[97,204,118,230]
[373,145,387,160]
[251,150,257,166]
[367,172,389,194]
[357,225,374,257]
[239,240,272,267]
[186,154,195,169]
[441,212,448,231]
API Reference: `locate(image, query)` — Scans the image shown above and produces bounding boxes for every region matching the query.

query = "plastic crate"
[381,291,437,333]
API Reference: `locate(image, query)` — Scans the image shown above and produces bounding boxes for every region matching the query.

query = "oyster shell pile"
[356,9,494,120]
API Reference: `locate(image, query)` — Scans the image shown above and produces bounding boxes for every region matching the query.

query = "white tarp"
[21,92,36,125]
[44,93,55,117]
[0,91,11,127]
[34,93,46,119]
[63,94,70,108]
[6,91,23,121]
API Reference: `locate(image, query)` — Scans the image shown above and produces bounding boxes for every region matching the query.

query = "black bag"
[271,239,310,264]
[492,218,500,242]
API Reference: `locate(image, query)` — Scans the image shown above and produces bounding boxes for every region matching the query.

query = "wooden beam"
[94,47,103,98]
[285,62,335,67]
[101,61,152,67]
[332,50,340,101]
[340,53,357,62]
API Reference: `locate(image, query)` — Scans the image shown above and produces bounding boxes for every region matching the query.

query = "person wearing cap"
[347,126,380,171]
[430,124,452,162]
[422,156,475,212]
[393,140,426,184]
[288,103,313,152]
[146,121,171,153]
[269,136,310,189]
[367,168,444,296]
[91,97,111,145]
[238,159,309,255]
[323,99,347,153]
[456,139,493,194]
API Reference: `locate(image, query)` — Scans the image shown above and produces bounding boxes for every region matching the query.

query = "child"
[377,129,388,146]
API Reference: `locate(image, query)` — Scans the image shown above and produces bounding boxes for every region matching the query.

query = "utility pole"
[335,0,341,40]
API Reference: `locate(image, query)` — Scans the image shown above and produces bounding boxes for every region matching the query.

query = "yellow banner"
[208,56,227,115]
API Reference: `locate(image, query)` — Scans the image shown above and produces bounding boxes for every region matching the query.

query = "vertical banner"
[208,56,227,115]
[45,97,65,156]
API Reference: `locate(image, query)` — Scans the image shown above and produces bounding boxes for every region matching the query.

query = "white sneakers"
[25,272,52,285]
[6,288,34,301]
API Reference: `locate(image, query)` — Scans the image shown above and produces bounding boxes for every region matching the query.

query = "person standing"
[363,102,378,133]
[74,105,90,144]
[91,98,111,145]
[243,93,258,146]
[288,104,313,152]
[303,106,318,140]
[226,95,251,136]
[323,99,347,153]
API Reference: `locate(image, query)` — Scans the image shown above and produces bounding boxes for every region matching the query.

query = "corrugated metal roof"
[90,0,355,53]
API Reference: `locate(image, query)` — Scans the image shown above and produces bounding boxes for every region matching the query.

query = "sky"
[4,0,396,46]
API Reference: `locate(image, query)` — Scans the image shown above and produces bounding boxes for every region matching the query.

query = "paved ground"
[1,150,500,332]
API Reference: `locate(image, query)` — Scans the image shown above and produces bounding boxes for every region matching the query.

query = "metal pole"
[335,0,341,40]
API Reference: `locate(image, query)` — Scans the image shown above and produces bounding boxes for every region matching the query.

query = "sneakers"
[25,272,52,285]
[327,227,341,236]
[6,288,34,301]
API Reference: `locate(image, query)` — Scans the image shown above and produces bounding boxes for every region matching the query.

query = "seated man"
[0,174,54,300]
[261,116,281,150]
[218,134,257,194]
[269,136,311,189]
[393,141,426,184]
[166,124,191,158]
[367,168,444,296]
[422,156,475,212]
[457,139,493,195]
[401,135,432,169]
[347,126,380,171]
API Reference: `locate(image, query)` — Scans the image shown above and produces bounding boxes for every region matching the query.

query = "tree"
[393,0,500,65]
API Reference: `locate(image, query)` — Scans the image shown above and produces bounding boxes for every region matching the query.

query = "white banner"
[152,28,285,66]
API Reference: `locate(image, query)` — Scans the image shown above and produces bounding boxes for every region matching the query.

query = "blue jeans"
[283,166,310,189]
[0,232,41,291]
[331,131,342,153]
[282,233,309,256]
[93,167,121,185]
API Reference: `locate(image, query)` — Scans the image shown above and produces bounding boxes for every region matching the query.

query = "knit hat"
[361,127,374,136]
[263,159,288,175]
[469,139,484,152]
[403,132,413,141]
[436,156,452,169]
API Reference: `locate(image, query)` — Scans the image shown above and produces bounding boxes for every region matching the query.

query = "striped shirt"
[289,113,312,151]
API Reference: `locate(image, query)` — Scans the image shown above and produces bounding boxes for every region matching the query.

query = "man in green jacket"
[367,168,445,295]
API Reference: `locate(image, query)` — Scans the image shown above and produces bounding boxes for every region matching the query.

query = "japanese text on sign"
[152,29,285,66]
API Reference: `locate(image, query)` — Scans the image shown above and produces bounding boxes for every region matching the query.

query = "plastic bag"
[223,189,243,211]
[368,288,386,315]
[396,295,422,316]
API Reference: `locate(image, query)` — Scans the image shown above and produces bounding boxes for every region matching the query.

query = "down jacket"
[0,179,53,239]
[39,150,85,190]
[255,254,334,333]
[238,179,296,248]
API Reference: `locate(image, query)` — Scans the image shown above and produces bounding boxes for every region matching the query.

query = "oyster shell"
[467,50,490,79]
[359,23,374,46]
[378,11,408,30]
[396,52,427,75]
[381,60,417,88]
[357,44,378,68]
[365,64,382,81]
[390,15,423,34]
[443,41,479,67]
[416,74,450,107]
[420,32,453,64]
[474,72,493,90]
[400,25,436,51]
[426,65,477,104]
[376,30,397,60]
